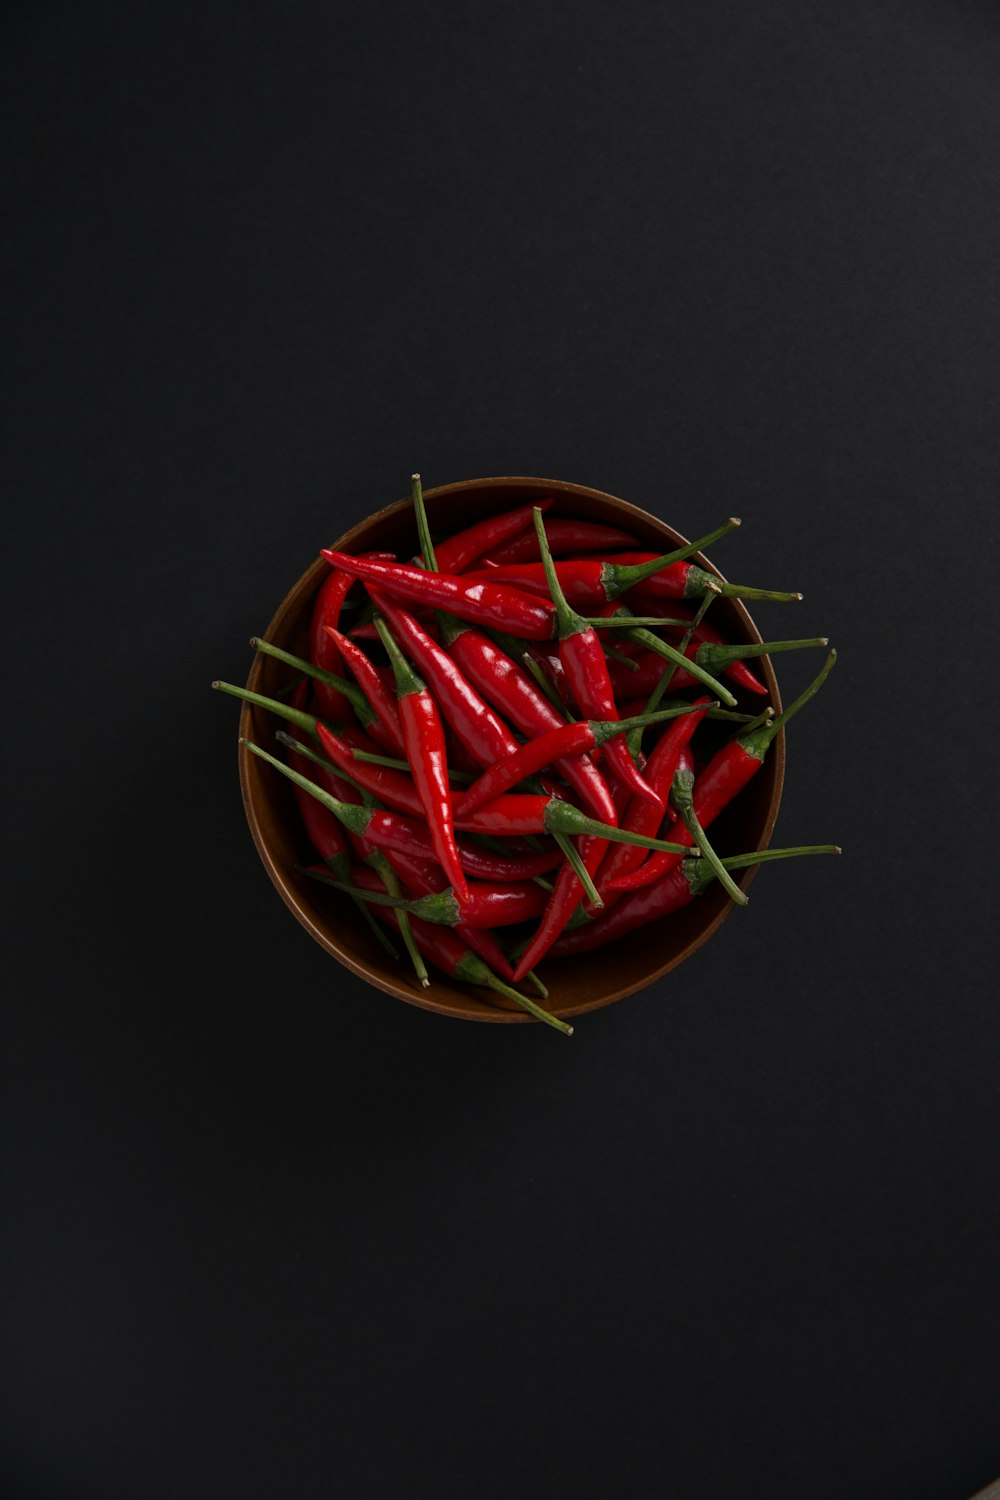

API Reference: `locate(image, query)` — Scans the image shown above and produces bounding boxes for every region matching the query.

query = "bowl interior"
[237,477,785,1025]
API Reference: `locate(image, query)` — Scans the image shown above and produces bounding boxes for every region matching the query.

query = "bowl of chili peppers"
[214,474,839,1034]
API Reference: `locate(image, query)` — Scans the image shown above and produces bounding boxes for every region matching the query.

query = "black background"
[3,4,999,1498]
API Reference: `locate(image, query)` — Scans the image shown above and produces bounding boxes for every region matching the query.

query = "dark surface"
[2,4,998,1498]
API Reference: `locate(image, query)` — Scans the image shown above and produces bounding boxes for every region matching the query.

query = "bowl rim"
[237,475,786,1023]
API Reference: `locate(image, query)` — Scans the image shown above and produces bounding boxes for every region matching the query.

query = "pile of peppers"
[215,477,839,1036]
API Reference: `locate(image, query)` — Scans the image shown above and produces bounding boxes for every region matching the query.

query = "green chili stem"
[532,506,587,640]
[671,769,748,906]
[603,518,742,596]
[248,638,375,725]
[240,738,371,835]
[553,831,604,909]
[454,951,572,1035]
[623,626,737,707]
[684,844,841,896]
[411,472,438,572]
[274,730,370,800]
[212,680,320,737]
[350,747,476,785]
[698,636,828,669]
[520,653,576,719]
[372,615,425,698]
[366,850,430,986]
[738,649,837,760]
[545,799,695,854]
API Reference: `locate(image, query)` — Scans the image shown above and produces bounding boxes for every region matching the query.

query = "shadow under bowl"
[237,476,785,1027]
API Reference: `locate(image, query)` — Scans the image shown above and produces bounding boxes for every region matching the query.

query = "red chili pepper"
[590,698,714,904]
[511,832,609,982]
[366,588,521,768]
[284,680,353,865]
[604,635,826,700]
[464,551,800,607]
[458,518,772,610]
[342,851,522,982]
[294,726,562,882]
[322,870,549,931]
[372,615,471,901]
[482,518,642,566]
[320,550,557,640]
[249,637,391,736]
[551,845,840,956]
[453,792,691,860]
[453,703,708,819]
[531,507,664,809]
[358,899,573,1034]
[611,596,768,696]
[308,551,395,720]
[418,498,554,573]
[247,736,573,895]
[322,627,406,754]
[443,621,620,826]
[604,650,837,894]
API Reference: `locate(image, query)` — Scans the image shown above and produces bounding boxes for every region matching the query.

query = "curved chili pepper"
[335,845,523,983]
[285,728,563,882]
[284,680,352,864]
[359,899,573,1034]
[443,621,620,826]
[612,596,768,695]
[604,649,837,894]
[248,637,391,739]
[453,703,709,820]
[511,832,609,982]
[318,872,549,931]
[605,635,827,700]
[319,549,557,640]
[458,518,772,609]
[371,616,470,901]
[590,697,714,905]
[366,588,521,768]
[453,792,691,856]
[464,552,800,607]
[245,736,571,893]
[482,518,642,566]
[309,551,395,720]
[322,627,405,755]
[531,507,663,809]
[418,498,554,573]
[549,845,840,957]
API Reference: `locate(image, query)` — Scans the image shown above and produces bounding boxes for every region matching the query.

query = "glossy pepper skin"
[511,833,609,983]
[320,550,557,640]
[340,852,521,982]
[366,588,520,768]
[530,507,664,810]
[460,523,798,609]
[551,844,840,955]
[614,595,767,695]
[444,623,620,827]
[323,627,406,754]
[309,551,395,721]
[550,860,703,956]
[605,650,837,895]
[305,728,561,880]
[481,518,641,567]
[452,704,702,820]
[590,697,713,906]
[373,616,470,902]
[418,499,553,573]
[337,869,550,931]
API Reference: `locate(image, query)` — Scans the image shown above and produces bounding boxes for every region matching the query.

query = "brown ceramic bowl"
[237,476,785,1027]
